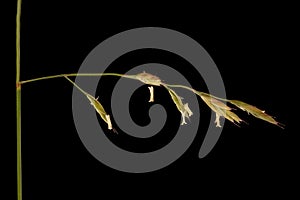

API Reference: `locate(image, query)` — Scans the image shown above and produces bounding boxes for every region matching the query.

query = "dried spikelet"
[164,86,193,125]
[197,92,243,127]
[224,110,243,125]
[229,100,284,128]
[86,94,112,130]
[136,71,162,86]
[210,98,232,110]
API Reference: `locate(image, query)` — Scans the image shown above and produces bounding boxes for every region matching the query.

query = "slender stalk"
[20,74,64,84]
[20,73,137,85]
[163,83,229,102]
[162,83,197,93]
[16,0,22,199]
[64,76,89,96]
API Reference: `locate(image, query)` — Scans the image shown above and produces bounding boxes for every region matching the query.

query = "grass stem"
[16,0,22,199]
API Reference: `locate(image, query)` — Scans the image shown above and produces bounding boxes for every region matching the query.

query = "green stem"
[16,87,22,200]
[16,0,21,82]
[20,73,137,85]
[16,0,22,199]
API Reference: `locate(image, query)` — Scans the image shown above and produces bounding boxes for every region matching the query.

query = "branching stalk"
[19,71,283,128]
[20,73,137,85]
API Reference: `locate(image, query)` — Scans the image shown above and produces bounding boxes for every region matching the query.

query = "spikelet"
[135,71,162,86]
[164,86,193,125]
[196,92,243,127]
[86,94,112,130]
[229,100,283,128]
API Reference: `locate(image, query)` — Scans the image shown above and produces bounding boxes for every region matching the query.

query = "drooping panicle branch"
[20,71,283,129]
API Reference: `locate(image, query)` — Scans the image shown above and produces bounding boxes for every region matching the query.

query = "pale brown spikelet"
[163,85,193,125]
[229,100,284,128]
[136,71,162,86]
[210,98,232,110]
[197,92,243,127]
[223,110,243,125]
[86,94,114,130]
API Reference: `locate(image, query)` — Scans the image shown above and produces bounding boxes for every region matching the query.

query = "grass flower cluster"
[16,1,283,199]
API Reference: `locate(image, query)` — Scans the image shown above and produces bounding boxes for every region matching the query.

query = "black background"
[17,1,297,199]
